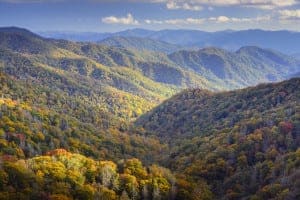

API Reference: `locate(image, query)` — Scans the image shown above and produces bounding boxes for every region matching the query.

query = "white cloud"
[145,15,270,25]
[145,19,164,24]
[145,18,205,25]
[279,9,300,20]
[2,0,298,10]
[209,15,271,23]
[216,16,230,22]
[163,0,299,10]
[102,13,139,25]
[166,1,203,11]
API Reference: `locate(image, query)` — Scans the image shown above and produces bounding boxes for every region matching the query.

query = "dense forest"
[0,149,177,200]
[0,27,299,199]
[136,78,300,199]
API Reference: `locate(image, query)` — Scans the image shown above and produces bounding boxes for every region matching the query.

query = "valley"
[0,27,299,200]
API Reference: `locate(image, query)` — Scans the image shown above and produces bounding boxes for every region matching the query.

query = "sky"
[0,0,300,32]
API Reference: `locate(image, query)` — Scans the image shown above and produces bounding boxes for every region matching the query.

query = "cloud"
[209,15,271,23]
[1,0,298,10]
[208,6,214,11]
[279,9,300,20]
[145,18,204,25]
[160,0,299,10]
[145,15,270,25]
[102,13,139,25]
[216,16,230,23]
[166,1,203,11]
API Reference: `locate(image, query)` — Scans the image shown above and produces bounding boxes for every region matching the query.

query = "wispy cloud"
[209,15,271,23]
[146,18,205,25]
[2,0,298,10]
[102,13,139,25]
[279,9,300,20]
[145,15,271,25]
[166,1,203,11]
[132,0,300,10]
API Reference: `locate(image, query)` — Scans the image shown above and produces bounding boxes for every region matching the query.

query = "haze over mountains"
[98,36,184,54]
[0,26,299,199]
[40,28,300,55]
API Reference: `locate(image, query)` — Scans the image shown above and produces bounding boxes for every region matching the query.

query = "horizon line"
[1,26,300,34]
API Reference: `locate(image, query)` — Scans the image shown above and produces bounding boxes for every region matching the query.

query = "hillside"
[3,27,299,91]
[0,27,210,200]
[135,78,300,199]
[0,26,299,199]
[168,47,300,88]
[0,28,181,198]
[0,27,245,93]
[0,27,177,162]
[98,36,183,54]
[135,78,300,138]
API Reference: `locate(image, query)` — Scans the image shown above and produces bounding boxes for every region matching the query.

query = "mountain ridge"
[39,28,300,55]
[98,36,184,53]
[2,27,299,91]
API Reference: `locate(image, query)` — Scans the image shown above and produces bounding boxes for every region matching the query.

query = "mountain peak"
[0,26,51,54]
[199,46,229,54]
[236,46,265,52]
[0,26,39,37]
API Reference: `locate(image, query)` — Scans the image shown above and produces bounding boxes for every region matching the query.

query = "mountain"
[135,78,300,138]
[0,27,180,161]
[113,28,156,38]
[1,27,299,94]
[199,29,300,55]
[98,36,183,53]
[39,28,300,55]
[1,26,300,200]
[0,27,205,199]
[39,28,156,42]
[142,29,211,46]
[0,27,54,54]
[0,27,227,162]
[135,78,300,199]
[39,31,111,42]
[168,46,300,88]
[38,29,211,46]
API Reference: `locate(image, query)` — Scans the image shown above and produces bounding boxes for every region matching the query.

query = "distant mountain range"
[98,36,184,54]
[168,46,299,88]
[40,28,300,55]
[2,27,299,91]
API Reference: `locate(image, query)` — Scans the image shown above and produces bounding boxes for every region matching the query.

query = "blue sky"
[0,0,299,32]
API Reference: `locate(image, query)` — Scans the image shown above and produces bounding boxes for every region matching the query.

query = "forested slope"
[135,78,300,199]
[0,27,299,199]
